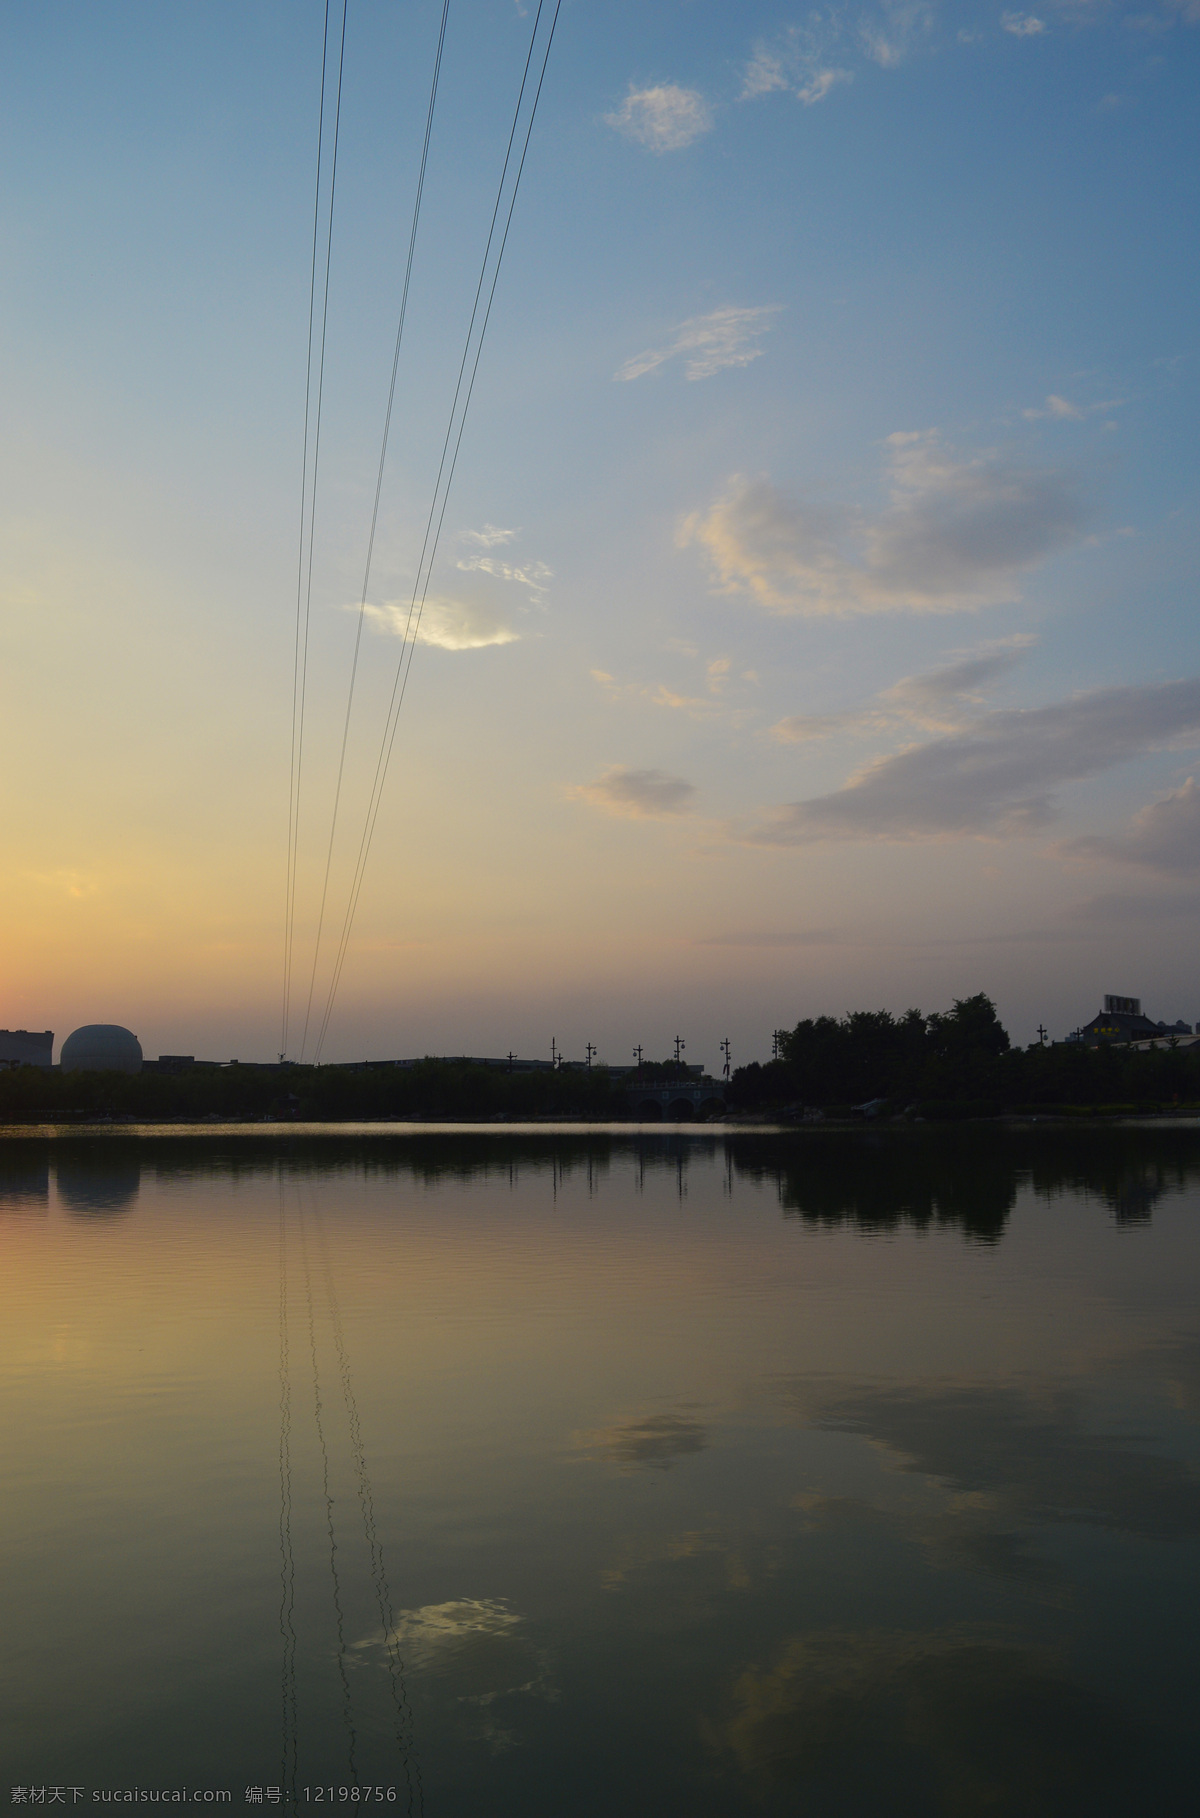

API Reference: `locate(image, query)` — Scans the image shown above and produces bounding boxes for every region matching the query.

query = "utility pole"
[585,1041,596,1070]
[720,1037,731,1078]
[674,1035,685,1066]
[633,1043,643,1077]
[507,1050,516,1072]
[1037,1025,1048,1047]
[771,1029,781,1061]
[551,1036,559,1070]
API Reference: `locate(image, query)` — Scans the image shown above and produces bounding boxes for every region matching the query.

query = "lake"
[2,1125,1198,1815]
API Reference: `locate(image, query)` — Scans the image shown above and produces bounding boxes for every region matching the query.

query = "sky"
[1,0,1198,1067]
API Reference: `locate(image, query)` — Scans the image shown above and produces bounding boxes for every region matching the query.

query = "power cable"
[277,1182,298,1798]
[297,0,452,1061]
[299,1199,359,1783]
[283,0,349,1062]
[312,0,562,1062]
[311,1201,421,1811]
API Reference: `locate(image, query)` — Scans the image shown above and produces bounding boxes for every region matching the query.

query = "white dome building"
[60,1024,143,1074]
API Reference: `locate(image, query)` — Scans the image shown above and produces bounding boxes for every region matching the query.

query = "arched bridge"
[622,1080,728,1121]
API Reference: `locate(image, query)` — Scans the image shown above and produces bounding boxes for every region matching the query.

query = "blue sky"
[1,0,1198,1064]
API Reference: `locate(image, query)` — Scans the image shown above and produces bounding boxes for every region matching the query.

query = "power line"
[311,0,555,1060]
[282,0,349,1063]
[311,1203,422,1813]
[297,0,452,1063]
[277,1183,298,1799]
[312,0,563,1061]
[299,1200,359,1783]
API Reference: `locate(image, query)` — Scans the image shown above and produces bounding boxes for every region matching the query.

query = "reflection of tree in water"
[732,1127,1200,1242]
[732,1133,1017,1241]
[142,1133,724,1195]
[0,1142,50,1213]
[55,1144,141,1216]
[720,1626,1150,1816]
[47,1125,1200,1238]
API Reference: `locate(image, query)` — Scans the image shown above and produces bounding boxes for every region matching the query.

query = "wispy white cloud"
[461,523,518,549]
[740,20,853,103]
[616,305,783,383]
[572,766,697,818]
[1066,777,1200,874]
[591,653,758,723]
[453,527,550,607]
[1024,393,1084,420]
[605,84,713,152]
[861,1,935,67]
[739,45,790,99]
[771,636,1036,742]
[362,596,521,651]
[1002,12,1047,34]
[742,4,932,101]
[457,554,551,595]
[681,433,1084,616]
[744,679,1200,844]
[1022,391,1122,420]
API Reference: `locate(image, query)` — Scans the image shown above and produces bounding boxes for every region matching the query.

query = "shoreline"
[1,1114,1198,1140]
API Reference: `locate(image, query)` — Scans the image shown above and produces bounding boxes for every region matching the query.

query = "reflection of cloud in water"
[601,1527,730,1589]
[351,1601,555,1751]
[359,1599,521,1670]
[582,1411,710,1471]
[778,1377,1200,1539]
[792,1493,1064,1594]
[55,1155,141,1217]
[719,1626,1146,1813]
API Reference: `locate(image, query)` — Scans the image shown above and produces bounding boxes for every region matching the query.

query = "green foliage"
[731,994,1200,1114]
[0,1059,623,1124]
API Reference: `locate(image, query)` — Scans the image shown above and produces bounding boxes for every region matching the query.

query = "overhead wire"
[311,1203,422,1813]
[282,0,349,1062]
[277,1181,299,1798]
[297,0,452,1061]
[311,0,563,1062]
[299,1198,359,1782]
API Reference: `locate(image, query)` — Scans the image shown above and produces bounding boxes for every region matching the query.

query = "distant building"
[0,1029,53,1069]
[1069,994,1195,1047]
[60,1025,143,1074]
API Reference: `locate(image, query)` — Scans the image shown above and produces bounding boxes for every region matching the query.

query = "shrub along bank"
[1,996,1194,1122]
[728,993,1199,1116]
[0,1057,625,1123]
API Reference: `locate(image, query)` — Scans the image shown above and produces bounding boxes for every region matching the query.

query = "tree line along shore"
[0,996,1197,1122]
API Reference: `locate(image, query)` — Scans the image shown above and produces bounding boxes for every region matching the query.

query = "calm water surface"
[2,1127,1198,1815]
